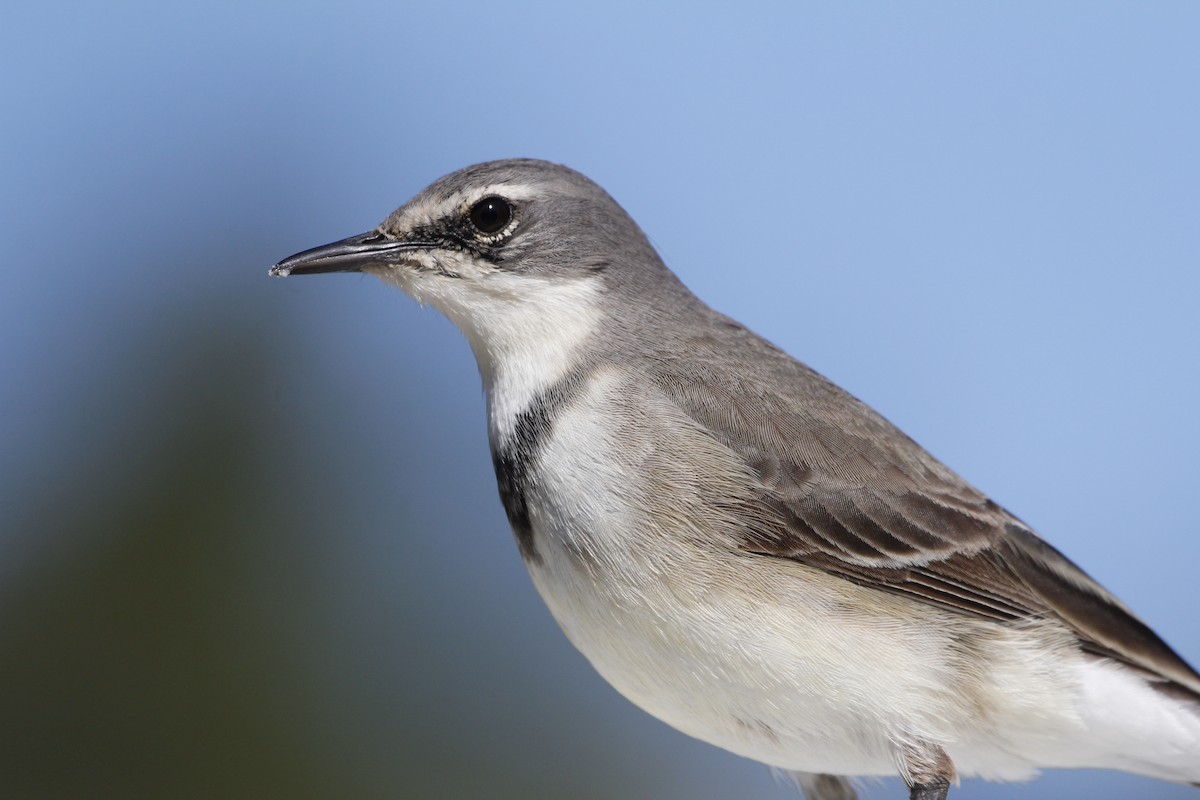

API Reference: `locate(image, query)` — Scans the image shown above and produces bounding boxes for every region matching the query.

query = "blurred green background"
[3,2,1198,798]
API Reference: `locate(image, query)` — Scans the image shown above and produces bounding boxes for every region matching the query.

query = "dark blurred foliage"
[0,314,328,798]
[0,307,660,800]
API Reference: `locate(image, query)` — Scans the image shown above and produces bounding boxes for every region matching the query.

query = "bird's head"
[271,159,695,386]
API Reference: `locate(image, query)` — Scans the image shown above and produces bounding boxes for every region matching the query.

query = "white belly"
[507,370,1200,784]
[526,530,905,777]
[514,371,929,776]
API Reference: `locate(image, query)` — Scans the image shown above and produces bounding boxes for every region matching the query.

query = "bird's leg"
[898,741,955,800]
[909,778,950,800]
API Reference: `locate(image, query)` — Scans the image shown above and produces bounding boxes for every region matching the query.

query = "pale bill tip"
[268,264,292,277]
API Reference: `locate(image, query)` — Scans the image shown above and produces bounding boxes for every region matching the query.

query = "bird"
[270,159,1200,799]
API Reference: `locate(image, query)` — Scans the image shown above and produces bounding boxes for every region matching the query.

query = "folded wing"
[657,364,1200,701]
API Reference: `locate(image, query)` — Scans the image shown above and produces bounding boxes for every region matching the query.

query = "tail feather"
[1076,658,1200,784]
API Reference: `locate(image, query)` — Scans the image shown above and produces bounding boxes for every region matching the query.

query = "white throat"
[383,262,605,447]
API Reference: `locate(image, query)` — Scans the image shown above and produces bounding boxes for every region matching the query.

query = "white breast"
[517,369,909,776]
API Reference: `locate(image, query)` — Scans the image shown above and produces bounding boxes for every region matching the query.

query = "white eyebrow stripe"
[400,183,542,231]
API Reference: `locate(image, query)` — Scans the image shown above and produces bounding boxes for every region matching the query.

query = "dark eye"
[468,196,512,235]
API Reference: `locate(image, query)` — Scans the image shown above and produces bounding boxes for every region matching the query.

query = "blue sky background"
[2,3,1198,798]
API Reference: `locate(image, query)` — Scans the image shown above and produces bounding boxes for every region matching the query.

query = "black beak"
[269,231,435,277]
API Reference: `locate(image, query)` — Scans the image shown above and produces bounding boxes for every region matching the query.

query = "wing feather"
[655,364,1200,700]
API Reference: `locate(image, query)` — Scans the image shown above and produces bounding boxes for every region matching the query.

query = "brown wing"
[654,360,1200,701]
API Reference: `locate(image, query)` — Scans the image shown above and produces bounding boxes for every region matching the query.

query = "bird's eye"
[468,196,512,235]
